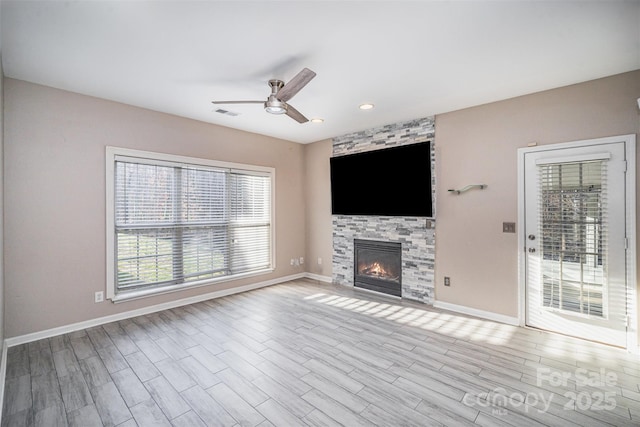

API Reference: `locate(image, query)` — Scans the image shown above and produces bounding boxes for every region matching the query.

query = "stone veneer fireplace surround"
[332,116,436,304]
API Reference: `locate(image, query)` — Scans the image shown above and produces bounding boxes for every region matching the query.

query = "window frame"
[106,146,276,302]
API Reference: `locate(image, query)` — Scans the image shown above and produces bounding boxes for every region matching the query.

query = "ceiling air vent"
[214,108,240,117]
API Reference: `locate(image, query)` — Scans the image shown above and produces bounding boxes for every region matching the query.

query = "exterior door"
[523,139,629,347]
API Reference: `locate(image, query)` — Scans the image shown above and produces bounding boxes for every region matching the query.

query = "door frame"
[517,134,637,352]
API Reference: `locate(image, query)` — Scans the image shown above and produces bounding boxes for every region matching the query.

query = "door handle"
[528,248,536,253]
[528,234,536,240]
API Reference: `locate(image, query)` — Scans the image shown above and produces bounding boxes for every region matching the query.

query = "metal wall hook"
[448,184,486,195]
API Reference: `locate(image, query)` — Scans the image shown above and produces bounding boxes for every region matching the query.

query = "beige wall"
[4,78,307,338]
[304,70,640,324]
[436,70,640,318]
[304,138,333,278]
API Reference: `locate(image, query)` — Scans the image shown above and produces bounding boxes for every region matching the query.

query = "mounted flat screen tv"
[330,141,433,217]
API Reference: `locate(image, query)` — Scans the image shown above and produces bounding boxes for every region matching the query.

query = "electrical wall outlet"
[290,258,295,266]
[299,257,304,265]
[444,277,451,287]
[95,291,104,303]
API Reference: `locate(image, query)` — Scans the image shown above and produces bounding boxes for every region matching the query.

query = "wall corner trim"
[433,300,519,326]
[4,274,306,348]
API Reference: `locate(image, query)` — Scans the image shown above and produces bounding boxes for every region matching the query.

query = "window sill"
[109,268,274,303]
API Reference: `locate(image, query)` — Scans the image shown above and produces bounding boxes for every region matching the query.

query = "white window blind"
[109,151,273,298]
[538,160,607,318]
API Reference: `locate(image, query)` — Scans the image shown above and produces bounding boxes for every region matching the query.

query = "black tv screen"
[330,142,433,217]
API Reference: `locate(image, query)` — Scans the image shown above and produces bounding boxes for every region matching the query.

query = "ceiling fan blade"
[277,68,316,102]
[285,104,309,123]
[211,100,264,105]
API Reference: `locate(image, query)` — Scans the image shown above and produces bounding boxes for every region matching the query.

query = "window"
[106,147,274,301]
[539,160,606,317]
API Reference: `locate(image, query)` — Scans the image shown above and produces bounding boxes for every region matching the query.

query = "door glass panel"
[538,160,607,318]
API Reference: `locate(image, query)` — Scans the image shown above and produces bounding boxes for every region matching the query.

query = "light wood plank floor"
[3,279,640,426]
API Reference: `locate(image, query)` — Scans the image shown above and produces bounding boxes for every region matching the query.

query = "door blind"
[538,160,607,318]
[114,158,272,294]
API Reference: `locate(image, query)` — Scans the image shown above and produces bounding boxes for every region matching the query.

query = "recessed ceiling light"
[359,103,375,110]
[310,118,324,123]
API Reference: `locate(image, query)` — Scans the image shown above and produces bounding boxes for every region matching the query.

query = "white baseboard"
[304,272,333,283]
[5,273,306,348]
[433,300,520,326]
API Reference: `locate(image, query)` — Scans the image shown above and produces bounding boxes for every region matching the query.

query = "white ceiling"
[2,1,639,144]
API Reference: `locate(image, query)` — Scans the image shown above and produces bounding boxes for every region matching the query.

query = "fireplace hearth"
[354,239,402,297]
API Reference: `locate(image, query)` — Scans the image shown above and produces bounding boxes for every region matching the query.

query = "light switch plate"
[503,222,516,233]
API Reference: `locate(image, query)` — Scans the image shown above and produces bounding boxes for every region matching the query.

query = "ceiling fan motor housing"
[265,80,287,114]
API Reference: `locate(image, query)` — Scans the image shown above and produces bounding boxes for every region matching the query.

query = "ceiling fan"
[212,68,316,123]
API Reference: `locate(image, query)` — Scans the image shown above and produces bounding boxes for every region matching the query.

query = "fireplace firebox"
[354,239,402,297]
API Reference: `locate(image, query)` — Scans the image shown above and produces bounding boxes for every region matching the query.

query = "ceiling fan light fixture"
[265,96,288,115]
[359,103,375,110]
[310,118,324,123]
[265,105,287,114]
